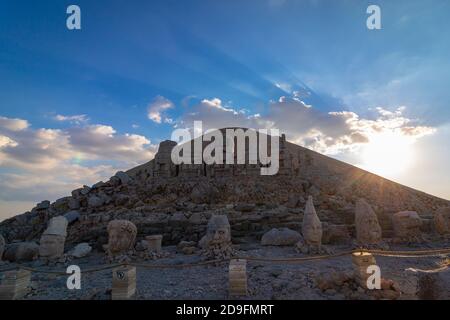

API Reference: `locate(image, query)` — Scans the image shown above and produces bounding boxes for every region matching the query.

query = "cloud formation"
[179,96,435,155]
[54,114,89,124]
[0,116,156,212]
[147,95,174,124]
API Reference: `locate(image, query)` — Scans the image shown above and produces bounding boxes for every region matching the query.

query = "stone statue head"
[107,220,137,256]
[355,198,382,244]
[206,215,231,245]
[302,196,322,246]
[39,234,65,259]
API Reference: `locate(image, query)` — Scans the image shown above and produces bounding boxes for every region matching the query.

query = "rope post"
[352,251,377,288]
[229,259,247,297]
[0,268,31,300]
[111,265,136,300]
[145,235,163,253]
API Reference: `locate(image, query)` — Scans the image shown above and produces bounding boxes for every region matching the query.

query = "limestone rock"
[68,243,92,258]
[4,242,39,262]
[115,171,131,185]
[191,182,219,204]
[392,211,422,241]
[44,216,68,237]
[64,210,80,224]
[107,220,137,259]
[434,207,450,235]
[261,228,302,246]
[355,199,382,245]
[88,195,104,208]
[39,216,68,260]
[322,224,351,244]
[36,200,50,210]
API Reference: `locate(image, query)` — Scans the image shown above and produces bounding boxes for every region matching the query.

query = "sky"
[1,0,450,220]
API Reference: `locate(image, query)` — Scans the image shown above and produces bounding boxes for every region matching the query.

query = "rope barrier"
[0,247,449,275]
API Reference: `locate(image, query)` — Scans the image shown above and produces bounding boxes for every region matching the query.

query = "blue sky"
[1,0,450,219]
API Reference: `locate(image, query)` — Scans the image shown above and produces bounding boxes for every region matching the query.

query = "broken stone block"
[145,235,163,253]
[68,243,92,258]
[392,211,422,241]
[352,251,377,289]
[4,242,39,262]
[0,269,31,300]
[261,228,302,246]
[434,207,450,235]
[112,266,136,300]
[229,259,247,297]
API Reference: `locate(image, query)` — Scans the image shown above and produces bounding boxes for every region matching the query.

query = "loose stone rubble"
[39,216,68,261]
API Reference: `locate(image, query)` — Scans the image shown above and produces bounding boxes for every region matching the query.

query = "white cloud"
[147,96,174,124]
[178,96,436,155]
[0,115,157,217]
[54,114,89,124]
[0,116,29,131]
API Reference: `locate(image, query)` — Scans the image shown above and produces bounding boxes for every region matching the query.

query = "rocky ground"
[2,242,449,300]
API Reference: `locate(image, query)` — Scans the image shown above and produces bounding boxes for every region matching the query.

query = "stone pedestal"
[112,266,136,300]
[352,252,377,288]
[0,269,31,300]
[145,235,163,253]
[229,259,247,297]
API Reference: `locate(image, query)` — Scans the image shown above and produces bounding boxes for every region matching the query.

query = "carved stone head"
[355,198,382,244]
[302,196,322,246]
[107,220,137,257]
[39,234,65,259]
[206,215,231,245]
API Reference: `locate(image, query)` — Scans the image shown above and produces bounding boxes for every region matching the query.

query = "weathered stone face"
[107,220,137,257]
[434,207,450,235]
[0,234,5,261]
[355,199,382,245]
[200,215,233,260]
[392,211,422,240]
[302,196,322,247]
[39,234,65,259]
[204,215,231,245]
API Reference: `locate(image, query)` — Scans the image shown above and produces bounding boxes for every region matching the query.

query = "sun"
[361,132,414,177]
